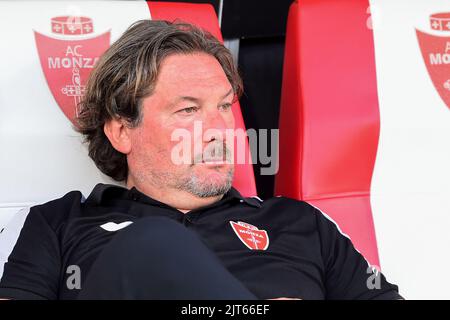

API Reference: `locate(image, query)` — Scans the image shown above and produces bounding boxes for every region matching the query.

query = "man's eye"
[178,106,199,114]
[219,103,232,112]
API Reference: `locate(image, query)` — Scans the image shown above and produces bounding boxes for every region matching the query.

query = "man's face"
[126,52,235,198]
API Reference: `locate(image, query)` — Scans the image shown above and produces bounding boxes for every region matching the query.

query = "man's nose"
[202,109,231,142]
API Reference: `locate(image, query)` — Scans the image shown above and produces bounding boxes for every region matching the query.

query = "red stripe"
[275,0,381,267]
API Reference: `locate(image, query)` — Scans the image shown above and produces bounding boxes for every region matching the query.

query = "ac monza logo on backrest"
[229,221,269,250]
[34,16,111,124]
[416,12,450,110]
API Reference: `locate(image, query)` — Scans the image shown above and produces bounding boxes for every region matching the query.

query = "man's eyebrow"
[221,89,234,100]
[176,96,201,103]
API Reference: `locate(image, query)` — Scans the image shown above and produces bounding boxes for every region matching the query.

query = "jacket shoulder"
[30,190,85,230]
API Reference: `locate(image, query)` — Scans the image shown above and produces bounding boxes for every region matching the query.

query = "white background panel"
[370,0,450,299]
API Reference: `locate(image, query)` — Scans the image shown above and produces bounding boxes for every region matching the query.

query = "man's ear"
[104,118,132,155]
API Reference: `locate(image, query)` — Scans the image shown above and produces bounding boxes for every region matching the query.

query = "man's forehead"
[141,52,235,109]
[156,53,232,90]
[172,88,234,105]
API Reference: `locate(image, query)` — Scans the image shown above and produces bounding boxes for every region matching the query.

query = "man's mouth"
[200,152,229,164]
[201,157,227,164]
[193,142,231,165]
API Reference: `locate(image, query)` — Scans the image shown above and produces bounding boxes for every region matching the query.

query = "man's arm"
[0,207,61,300]
[314,208,403,300]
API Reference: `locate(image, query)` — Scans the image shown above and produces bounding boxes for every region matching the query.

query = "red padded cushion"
[275,0,380,267]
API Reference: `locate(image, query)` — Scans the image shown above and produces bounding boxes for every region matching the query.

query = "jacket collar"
[86,183,262,209]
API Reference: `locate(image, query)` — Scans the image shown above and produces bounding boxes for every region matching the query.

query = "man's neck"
[126,179,224,213]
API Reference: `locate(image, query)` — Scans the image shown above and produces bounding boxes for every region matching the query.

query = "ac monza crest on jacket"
[416,12,450,110]
[229,221,269,250]
[34,16,110,124]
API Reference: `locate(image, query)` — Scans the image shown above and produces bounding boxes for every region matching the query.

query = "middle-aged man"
[0,20,403,300]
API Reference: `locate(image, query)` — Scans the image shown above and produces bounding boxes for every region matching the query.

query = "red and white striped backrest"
[275,0,450,299]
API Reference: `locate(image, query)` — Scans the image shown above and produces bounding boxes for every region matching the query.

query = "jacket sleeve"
[0,207,61,300]
[314,208,403,300]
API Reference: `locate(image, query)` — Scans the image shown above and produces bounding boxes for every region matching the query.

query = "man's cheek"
[169,137,192,165]
[228,109,236,128]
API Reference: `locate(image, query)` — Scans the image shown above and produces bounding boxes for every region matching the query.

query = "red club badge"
[34,16,110,124]
[230,221,269,250]
[416,12,450,110]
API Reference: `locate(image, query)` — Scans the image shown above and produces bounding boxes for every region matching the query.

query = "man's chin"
[195,171,232,188]
[182,166,234,198]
